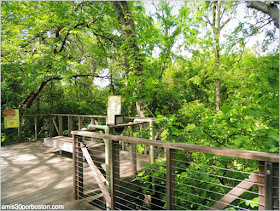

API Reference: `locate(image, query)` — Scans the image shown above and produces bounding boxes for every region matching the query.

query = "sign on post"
[3,108,19,128]
[107,96,121,125]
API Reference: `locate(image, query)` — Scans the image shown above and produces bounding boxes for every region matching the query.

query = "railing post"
[110,139,120,210]
[73,135,83,200]
[34,115,38,140]
[265,162,273,210]
[273,163,279,210]
[18,109,22,142]
[58,116,63,136]
[258,161,265,210]
[166,148,176,210]
[90,117,95,141]
[78,116,83,130]
[49,115,54,137]
[149,120,155,164]
[68,116,72,137]
[130,125,137,175]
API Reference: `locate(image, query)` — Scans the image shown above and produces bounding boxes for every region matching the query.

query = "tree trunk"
[213,1,221,111]
[112,1,143,76]
[136,101,145,117]
[215,82,221,111]
[246,1,279,28]
[113,1,145,116]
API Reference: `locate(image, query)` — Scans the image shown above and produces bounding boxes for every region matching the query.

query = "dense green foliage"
[1,1,279,209]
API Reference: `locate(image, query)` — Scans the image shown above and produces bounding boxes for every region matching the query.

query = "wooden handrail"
[22,114,156,120]
[23,114,50,117]
[71,131,279,163]
[23,114,107,118]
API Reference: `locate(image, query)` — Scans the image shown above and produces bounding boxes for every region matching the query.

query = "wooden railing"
[20,114,279,210]
[71,131,279,210]
[21,114,155,141]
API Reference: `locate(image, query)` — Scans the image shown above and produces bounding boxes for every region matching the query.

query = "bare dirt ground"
[1,140,100,210]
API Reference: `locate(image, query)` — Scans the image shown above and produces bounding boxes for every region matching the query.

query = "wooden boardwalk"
[1,140,100,210]
[1,138,150,210]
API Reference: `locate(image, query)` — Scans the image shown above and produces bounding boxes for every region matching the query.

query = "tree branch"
[204,15,213,27]
[19,76,62,108]
[19,74,106,108]
[58,22,85,53]
[193,122,223,145]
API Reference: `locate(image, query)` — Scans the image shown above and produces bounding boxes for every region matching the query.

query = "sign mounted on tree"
[3,108,19,128]
[107,96,121,125]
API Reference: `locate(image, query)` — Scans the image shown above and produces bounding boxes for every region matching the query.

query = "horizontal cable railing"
[16,114,279,210]
[72,131,279,210]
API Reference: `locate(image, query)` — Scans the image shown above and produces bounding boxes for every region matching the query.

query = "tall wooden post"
[49,116,54,137]
[130,125,137,175]
[58,116,63,136]
[34,115,38,140]
[149,120,155,164]
[78,117,82,130]
[91,117,95,141]
[273,163,279,210]
[259,161,265,210]
[18,109,22,142]
[73,135,83,200]
[166,148,176,210]
[110,139,120,210]
[265,162,273,210]
[35,100,39,140]
[68,116,72,137]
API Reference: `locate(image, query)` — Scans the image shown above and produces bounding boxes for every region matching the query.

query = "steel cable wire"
[115,191,160,210]
[114,179,166,196]
[175,166,260,185]
[171,173,261,196]
[173,187,259,209]
[172,158,263,176]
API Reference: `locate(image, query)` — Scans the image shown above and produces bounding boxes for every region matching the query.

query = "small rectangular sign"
[4,109,19,128]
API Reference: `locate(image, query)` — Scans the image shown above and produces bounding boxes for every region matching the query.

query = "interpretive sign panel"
[107,96,121,125]
[3,108,19,128]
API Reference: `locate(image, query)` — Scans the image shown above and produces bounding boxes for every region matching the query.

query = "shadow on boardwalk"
[1,140,100,210]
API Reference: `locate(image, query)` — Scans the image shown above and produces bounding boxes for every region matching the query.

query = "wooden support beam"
[166,148,176,210]
[81,146,111,207]
[38,119,49,137]
[68,116,72,137]
[52,117,59,135]
[110,139,120,210]
[58,116,63,136]
[211,174,259,210]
